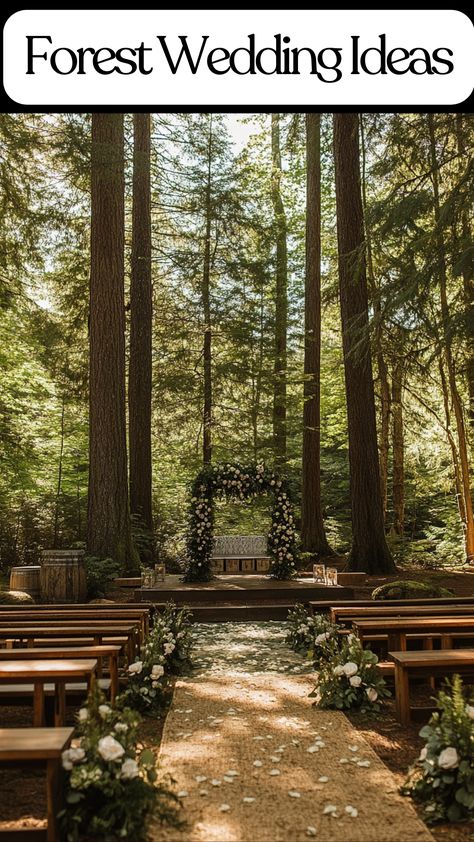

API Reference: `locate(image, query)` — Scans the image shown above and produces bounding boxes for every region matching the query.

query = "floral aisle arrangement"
[59,687,180,841]
[402,675,474,823]
[119,604,193,713]
[286,604,340,663]
[310,633,390,713]
[185,461,298,582]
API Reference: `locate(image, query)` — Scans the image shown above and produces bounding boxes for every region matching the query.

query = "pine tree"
[333,113,396,573]
[129,113,153,549]
[87,113,138,571]
[271,114,288,469]
[301,113,333,557]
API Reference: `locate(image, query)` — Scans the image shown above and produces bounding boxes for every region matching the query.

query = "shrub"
[310,634,390,713]
[59,686,180,841]
[371,580,454,601]
[286,604,340,664]
[402,675,474,823]
[85,556,122,600]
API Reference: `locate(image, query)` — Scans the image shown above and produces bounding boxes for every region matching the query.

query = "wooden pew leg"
[55,682,66,727]
[394,663,411,725]
[441,634,453,650]
[33,682,45,727]
[423,638,435,688]
[110,655,118,702]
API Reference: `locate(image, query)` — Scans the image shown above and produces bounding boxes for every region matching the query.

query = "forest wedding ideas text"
[25,33,454,82]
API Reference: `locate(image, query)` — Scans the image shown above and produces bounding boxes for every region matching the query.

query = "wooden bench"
[0,624,139,662]
[0,645,121,700]
[390,649,474,724]
[211,535,271,574]
[309,596,474,615]
[0,727,74,841]
[0,604,153,637]
[330,604,474,626]
[353,616,474,653]
[0,659,97,726]
[0,616,144,650]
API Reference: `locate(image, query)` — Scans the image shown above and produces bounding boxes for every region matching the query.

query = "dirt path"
[151,623,433,842]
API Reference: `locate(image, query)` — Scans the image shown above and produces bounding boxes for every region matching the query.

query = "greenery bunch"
[310,633,390,713]
[184,461,298,582]
[286,604,340,663]
[402,675,474,823]
[119,604,193,713]
[59,686,180,841]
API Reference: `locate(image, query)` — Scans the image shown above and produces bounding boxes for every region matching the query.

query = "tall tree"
[427,114,474,562]
[129,113,153,545]
[202,115,213,464]
[87,113,138,571]
[392,349,405,536]
[271,114,288,469]
[455,114,474,436]
[301,113,333,557]
[333,112,396,573]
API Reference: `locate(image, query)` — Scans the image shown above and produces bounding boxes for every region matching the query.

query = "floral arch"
[184,462,298,582]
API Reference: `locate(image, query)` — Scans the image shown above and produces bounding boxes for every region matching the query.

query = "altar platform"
[130,575,354,621]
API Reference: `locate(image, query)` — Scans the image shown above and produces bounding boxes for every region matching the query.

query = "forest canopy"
[0,112,472,574]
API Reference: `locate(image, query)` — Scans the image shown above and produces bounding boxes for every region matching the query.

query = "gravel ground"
[151,622,433,842]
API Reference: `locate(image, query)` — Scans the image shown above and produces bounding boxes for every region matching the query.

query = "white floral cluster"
[311,633,389,712]
[121,605,192,712]
[62,703,141,784]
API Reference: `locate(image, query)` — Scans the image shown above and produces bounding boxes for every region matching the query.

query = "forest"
[0,111,472,577]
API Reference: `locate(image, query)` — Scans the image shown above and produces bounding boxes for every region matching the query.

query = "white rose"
[151,664,164,678]
[315,633,329,644]
[114,722,128,734]
[78,708,88,722]
[120,758,139,780]
[333,665,345,677]
[98,735,125,763]
[349,675,362,687]
[366,687,378,703]
[164,643,175,655]
[62,747,85,770]
[99,704,111,719]
[465,704,474,720]
[438,747,459,770]
[419,746,428,761]
[128,661,143,675]
[343,662,358,677]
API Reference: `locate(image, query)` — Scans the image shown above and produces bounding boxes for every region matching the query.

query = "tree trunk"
[202,116,213,465]
[333,113,396,573]
[87,113,138,572]
[455,114,474,437]
[392,356,405,536]
[53,397,65,548]
[439,359,467,527]
[301,113,333,557]
[271,114,288,469]
[360,115,390,521]
[129,113,153,548]
[428,114,474,563]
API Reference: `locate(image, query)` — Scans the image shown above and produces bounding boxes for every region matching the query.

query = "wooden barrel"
[40,550,87,604]
[9,566,41,600]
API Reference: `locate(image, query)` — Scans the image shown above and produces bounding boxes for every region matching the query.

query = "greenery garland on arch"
[184,462,299,582]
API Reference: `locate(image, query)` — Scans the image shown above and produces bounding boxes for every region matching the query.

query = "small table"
[0,726,74,841]
[0,659,97,726]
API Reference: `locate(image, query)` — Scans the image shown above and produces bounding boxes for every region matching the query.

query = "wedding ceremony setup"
[0,111,473,842]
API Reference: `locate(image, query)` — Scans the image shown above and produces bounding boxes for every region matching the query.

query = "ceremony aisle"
[151,622,433,842]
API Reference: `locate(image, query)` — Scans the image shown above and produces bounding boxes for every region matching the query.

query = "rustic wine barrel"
[9,566,41,601]
[40,549,87,604]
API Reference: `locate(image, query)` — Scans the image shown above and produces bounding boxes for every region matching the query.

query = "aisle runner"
[152,623,433,842]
